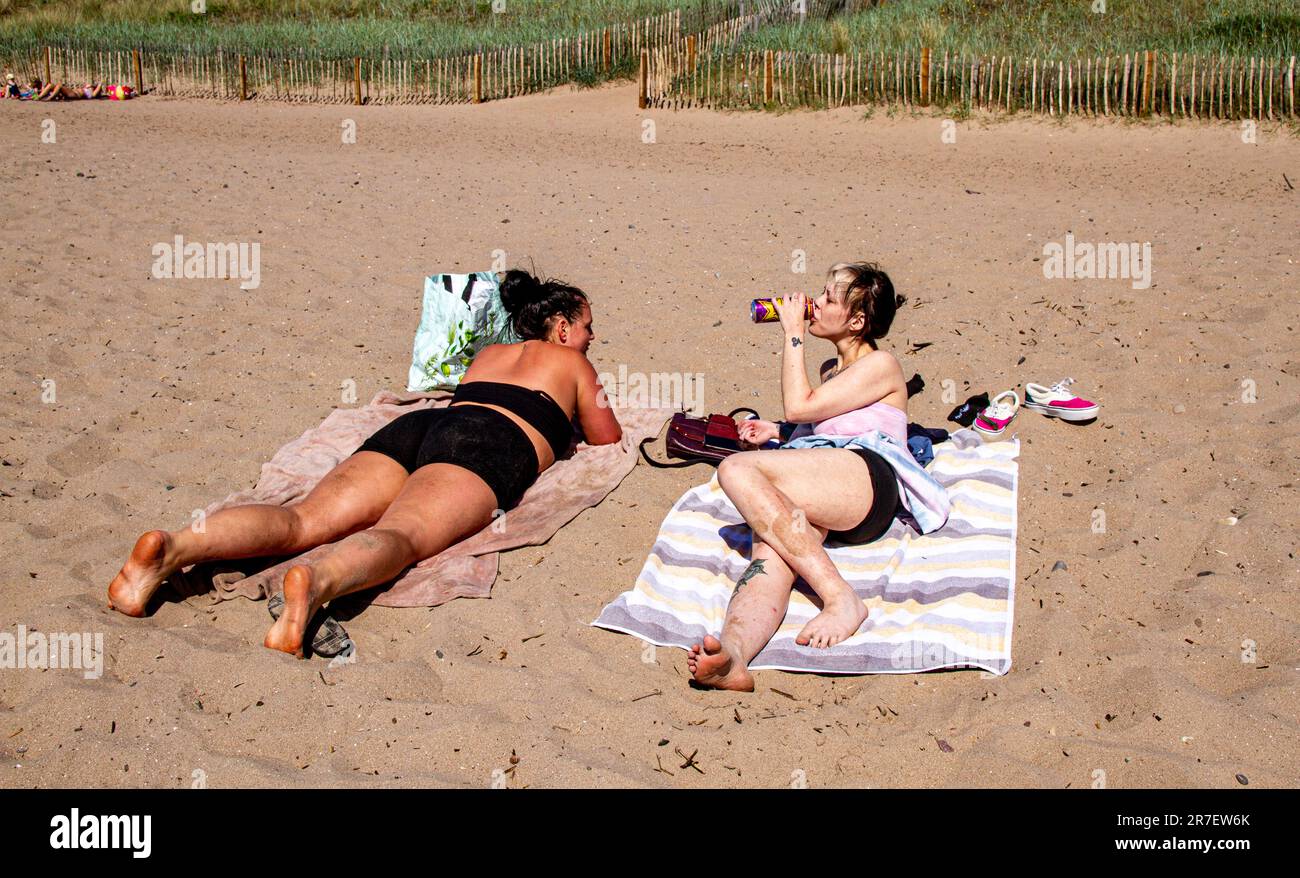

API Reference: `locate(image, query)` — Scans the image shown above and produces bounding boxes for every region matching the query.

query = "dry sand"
[1,83,1297,788]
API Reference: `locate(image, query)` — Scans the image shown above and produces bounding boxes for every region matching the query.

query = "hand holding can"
[750,297,815,323]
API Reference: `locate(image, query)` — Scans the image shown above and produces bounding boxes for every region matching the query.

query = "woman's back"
[461,340,580,411]
[454,340,618,470]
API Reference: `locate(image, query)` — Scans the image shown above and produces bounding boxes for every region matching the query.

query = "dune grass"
[0,0,716,57]
[736,0,1299,59]
[4,0,1293,58]
[3,1,1294,70]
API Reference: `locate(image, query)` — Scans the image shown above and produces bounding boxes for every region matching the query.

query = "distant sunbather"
[4,76,39,100]
[688,261,909,690]
[108,269,623,656]
[34,81,111,101]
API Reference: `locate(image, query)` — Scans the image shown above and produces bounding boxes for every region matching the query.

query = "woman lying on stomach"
[108,269,622,656]
[689,261,949,691]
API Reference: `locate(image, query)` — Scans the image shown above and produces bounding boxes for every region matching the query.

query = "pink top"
[813,401,908,445]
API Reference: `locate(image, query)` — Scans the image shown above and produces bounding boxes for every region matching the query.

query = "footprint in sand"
[98,492,130,516]
[67,560,95,585]
[31,480,64,500]
[46,432,121,478]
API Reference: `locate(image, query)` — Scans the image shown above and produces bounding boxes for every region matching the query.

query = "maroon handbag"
[639,408,759,468]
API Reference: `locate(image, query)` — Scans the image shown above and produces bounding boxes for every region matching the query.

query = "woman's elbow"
[595,424,623,446]
[580,419,622,446]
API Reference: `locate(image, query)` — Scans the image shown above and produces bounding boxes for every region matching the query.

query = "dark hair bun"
[499,269,548,316]
[497,268,590,341]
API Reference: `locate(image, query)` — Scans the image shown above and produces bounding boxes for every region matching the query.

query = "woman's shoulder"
[846,348,903,379]
[484,340,593,374]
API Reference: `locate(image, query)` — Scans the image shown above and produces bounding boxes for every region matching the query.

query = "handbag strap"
[638,435,710,468]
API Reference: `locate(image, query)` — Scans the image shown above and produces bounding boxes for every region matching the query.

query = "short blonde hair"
[826,261,905,341]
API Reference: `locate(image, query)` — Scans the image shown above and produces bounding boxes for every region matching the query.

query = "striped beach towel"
[593,430,1019,675]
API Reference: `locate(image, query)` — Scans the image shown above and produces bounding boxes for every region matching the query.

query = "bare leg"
[107,451,408,616]
[265,463,497,656]
[688,530,827,691]
[716,449,876,648]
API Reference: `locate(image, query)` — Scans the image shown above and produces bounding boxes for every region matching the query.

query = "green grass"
[4,1,1295,67]
[736,0,1300,58]
[0,0,728,58]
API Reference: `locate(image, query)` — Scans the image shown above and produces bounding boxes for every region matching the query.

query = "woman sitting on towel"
[689,262,916,690]
[108,269,623,655]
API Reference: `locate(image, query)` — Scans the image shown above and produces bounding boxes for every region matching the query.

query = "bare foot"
[687,635,754,691]
[264,565,320,658]
[107,530,175,617]
[795,593,868,649]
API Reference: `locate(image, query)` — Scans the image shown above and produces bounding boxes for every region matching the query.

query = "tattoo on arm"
[789,337,802,348]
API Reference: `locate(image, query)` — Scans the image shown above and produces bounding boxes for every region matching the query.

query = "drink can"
[750,297,816,323]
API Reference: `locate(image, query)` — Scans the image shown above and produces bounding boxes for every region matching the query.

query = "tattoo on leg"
[734,559,766,594]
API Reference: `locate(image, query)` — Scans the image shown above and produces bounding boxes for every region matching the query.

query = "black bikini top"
[451,381,574,458]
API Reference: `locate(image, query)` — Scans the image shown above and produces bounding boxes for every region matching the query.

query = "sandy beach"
[1,82,1296,788]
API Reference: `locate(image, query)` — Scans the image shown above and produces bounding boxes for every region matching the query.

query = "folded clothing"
[907,422,950,444]
[948,392,990,428]
[907,435,934,466]
[907,422,949,463]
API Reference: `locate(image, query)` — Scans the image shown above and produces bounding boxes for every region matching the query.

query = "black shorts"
[351,405,539,510]
[826,448,901,545]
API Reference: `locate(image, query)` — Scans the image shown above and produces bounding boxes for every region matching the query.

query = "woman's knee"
[285,503,328,551]
[370,511,459,561]
[718,452,763,491]
[365,526,421,562]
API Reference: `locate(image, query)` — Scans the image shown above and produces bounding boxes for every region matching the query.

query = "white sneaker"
[973,390,1020,436]
[1024,378,1099,422]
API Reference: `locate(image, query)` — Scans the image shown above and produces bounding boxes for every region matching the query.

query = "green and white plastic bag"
[407,271,520,391]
